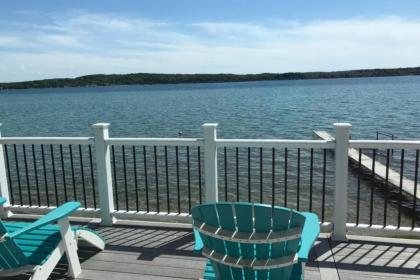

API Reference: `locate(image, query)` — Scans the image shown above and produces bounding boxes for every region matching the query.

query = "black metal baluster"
[69,145,77,201]
[309,148,314,212]
[284,148,288,207]
[50,145,58,206]
[40,144,50,207]
[154,146,159,213]
[397,149,404,228]
[133,146,139,212]
[248,147,251,202]
[112,146,119,211]
[22,144,32,206]
[224,147,227,201]
[4,145,14,205]
[272,148,275,207]
[198,146,202,204]
[412,150,419,229]
[356,149,362,225]
[60,144,68,202]
[13,144,22,205]
[32,145,40,206]
[260,147,263,204]
[322,149,327,223]
[79,145,87,208]
[122,146,129,211]
[369,149,376,226]
[297,148,301,211]
[143,146,149,212]
[175,146,180,213]
[164,146,170,213]
[383,149,390,227]
[236,147,239,202]
[88,145,96,209]
[187,146,191,212]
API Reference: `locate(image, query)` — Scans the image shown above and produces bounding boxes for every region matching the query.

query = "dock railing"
[0,122,419,241]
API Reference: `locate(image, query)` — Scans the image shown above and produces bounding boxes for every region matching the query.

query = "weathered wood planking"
[76,223,322,280]
[6,219,420,280]
[313,130,420,200]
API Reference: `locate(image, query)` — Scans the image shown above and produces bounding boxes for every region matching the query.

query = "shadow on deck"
[6,220,420,280]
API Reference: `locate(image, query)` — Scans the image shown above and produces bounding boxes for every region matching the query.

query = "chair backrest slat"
[199,204,232,279]
[215,203,242,279]
[0,221,28,271]
[254,205,271,280]
[234,203,255,279]
[270,207,305,279]
[286,212,306,255]
[192,202,306,280]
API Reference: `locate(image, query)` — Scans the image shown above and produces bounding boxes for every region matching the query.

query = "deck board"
[4,220,420,280]
[329,236,420,280]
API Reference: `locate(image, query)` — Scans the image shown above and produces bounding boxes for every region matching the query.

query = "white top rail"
[349,140,420,150]
[2,137,419,150]
[216,139,335,149]
[0,137,93,145]
[106,137,204,147]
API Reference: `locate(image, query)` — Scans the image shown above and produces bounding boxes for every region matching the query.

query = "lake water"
[1,75,420,139]
[0,76,419,227]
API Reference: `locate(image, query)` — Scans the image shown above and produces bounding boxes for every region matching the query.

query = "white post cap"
[333,123,352,128]
[92,123,110,128]
[202,123,218,128]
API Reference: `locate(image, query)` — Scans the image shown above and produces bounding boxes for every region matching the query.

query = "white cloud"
[0,36,22,47]
[39,34,84,48]
[193,22,270,39]
[1,13,420,82]
[60,13,169,31]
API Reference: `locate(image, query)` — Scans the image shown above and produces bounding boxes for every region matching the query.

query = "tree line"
[1,67,420,90]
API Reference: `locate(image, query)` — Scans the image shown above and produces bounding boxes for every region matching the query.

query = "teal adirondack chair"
[0,197,105,279]
[191,202,320,280]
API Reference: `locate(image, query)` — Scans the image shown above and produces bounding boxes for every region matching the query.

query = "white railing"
[347,138,420,237]
[349,140,420,149]
[0,122,419,240]
[107,138,204,147]
[216,139,335,149]
[0,137,93,145]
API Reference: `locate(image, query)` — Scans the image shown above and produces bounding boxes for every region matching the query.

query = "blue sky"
[1,0,420,82]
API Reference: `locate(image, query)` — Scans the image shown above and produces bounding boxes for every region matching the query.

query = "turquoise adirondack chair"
[0,197,105,279]
[191,202,320,280]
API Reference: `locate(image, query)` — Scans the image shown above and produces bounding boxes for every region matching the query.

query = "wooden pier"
[313,130,420,200]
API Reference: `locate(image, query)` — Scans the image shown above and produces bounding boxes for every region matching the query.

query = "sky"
[1,0,420,82]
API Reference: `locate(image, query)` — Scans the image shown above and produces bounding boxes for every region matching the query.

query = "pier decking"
[7,218,420,280]
[314,130,420,200]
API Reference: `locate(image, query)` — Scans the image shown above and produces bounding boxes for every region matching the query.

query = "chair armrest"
[7,202,80,239]
[297,212,320,262]
[0,197,6,206]
[193,228,204,253]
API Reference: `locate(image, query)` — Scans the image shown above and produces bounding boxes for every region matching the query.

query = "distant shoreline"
[1,66,420,90]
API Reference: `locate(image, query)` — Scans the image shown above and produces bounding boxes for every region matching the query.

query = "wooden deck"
[6,219,420,280]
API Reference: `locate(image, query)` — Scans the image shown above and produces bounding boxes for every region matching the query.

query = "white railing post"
[202,123,218,202]
[332,123,351,241]
[92,123,115,225]
[0,123,12,217]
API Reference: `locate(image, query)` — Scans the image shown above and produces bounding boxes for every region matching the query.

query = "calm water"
[1,75,420,139]
[1,76,419,226]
